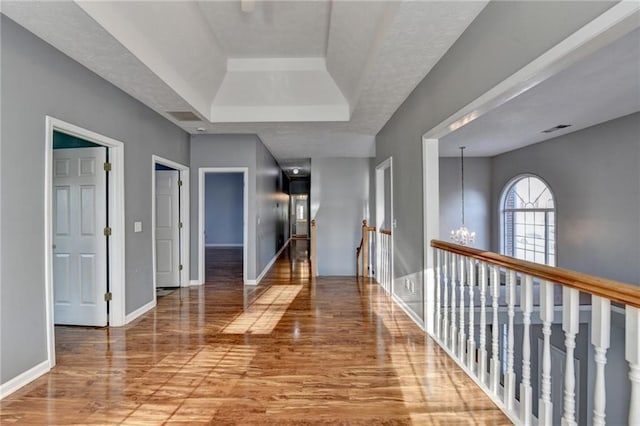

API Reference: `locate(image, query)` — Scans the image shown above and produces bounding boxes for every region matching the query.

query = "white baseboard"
[0,359,50,400]
[205,243,243,247]
[190,279,203,286]
[246,239,290,286]
[392,292,426,332]
[125,300,156,324]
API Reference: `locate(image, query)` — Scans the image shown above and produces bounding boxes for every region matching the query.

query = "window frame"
[499,174,557,266]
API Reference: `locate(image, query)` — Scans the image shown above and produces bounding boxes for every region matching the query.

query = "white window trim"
[499,173,557,266]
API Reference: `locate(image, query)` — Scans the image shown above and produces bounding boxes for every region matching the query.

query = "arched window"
[501,175,556,266]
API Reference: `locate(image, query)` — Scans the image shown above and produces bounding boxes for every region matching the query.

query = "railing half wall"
[430,239,640,426]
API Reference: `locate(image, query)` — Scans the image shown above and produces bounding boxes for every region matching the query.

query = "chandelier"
[451,146,476,246]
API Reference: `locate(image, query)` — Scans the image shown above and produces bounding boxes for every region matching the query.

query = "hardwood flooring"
[1,240,509,425]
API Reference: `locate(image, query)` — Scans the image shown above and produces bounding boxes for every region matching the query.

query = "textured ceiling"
[2,0,487,161]
[440,27,640,157]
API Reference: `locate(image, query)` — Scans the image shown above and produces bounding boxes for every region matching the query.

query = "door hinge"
[178,180,183,187]
[179,264,183,271]
[179,222,183,229]
[104,292,112,301]
[103,227,112,236]
[103,162,112,172]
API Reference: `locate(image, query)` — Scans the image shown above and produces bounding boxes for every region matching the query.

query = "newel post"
[361,220,369,278]
[310,219,318,277]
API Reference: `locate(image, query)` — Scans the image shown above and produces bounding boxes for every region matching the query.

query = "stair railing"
[430,239,640,426]
[378,228,392,292]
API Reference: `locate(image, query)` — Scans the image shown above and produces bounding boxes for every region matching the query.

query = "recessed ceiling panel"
[197,1,331,58]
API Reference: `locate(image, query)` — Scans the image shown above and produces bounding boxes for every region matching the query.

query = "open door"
[53,147,108,326]
[155,169,181,288]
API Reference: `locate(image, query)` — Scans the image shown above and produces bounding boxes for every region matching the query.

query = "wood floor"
[1,241,509,425]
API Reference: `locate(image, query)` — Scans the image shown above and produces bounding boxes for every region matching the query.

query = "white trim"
[375,157,394,294]
[422,2,640,142]
[246,238,290,286]
[0,360,50,400]
[151,155,190,309]
[422,138,439,334]
[190,279,203,286]
[205,243,243,248]
[392,293,425,332]
[199,167,249,285]
[44,116,126,372]
[124,299,156,324]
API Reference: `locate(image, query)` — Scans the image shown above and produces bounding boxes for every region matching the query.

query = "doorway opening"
[198,168,248,285]
[291,194,309,239]
[375,157,394,293]
[152,156,189,302]
[45,116,126,369]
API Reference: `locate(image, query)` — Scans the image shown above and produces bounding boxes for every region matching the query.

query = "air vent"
[167,111,201,122]
[542,124,572,133]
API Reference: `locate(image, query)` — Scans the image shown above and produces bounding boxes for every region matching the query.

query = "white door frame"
[44,116,126,369]
[375,157,393,294]
[421,138,439,334]
[198,167,248,285]
[152,155,190,300]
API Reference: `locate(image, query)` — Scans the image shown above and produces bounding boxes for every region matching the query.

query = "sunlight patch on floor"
[222,285,302,334]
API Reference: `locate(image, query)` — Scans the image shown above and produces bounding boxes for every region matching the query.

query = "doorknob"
[52,244,57,249]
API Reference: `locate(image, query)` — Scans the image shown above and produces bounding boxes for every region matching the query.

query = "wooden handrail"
[431,239,640,308]
[379,228,392,236]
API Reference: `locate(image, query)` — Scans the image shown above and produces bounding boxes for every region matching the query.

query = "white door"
[155,170,180,287]
[53,147,108,326]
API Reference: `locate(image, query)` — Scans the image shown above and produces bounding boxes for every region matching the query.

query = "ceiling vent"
[542,124,572,134]
[167,111,201,122]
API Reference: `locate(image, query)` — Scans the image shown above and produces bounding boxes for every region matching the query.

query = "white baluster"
[434,249,441,339]
[520,275,533,425]
[539,280,555,426]
[490,265,501,394]
[459,254,466,360]
[504,270,516,410]
[467,258,476,372]
[561,287,579,426]
[450,254,457,353]
[626,306,640,425]
[382,234,389,291]
[442,251,449,346]
[383,237,387,289]
[591,296,610,426]
[478,261,488,385]
[386,236,390,290]
[384,237,388,290]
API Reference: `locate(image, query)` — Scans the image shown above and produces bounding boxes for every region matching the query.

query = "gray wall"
[311,158,371,275]
[1,16,190,384]
[190,135,257,280]
[491,112,640,285]
[375,1,615,320]
[255,139,288,274]
[439,157,492,250]
[190,134,287,281]
[205,173,244,246]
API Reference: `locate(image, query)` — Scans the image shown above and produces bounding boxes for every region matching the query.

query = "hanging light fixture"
[451,146,476,246]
